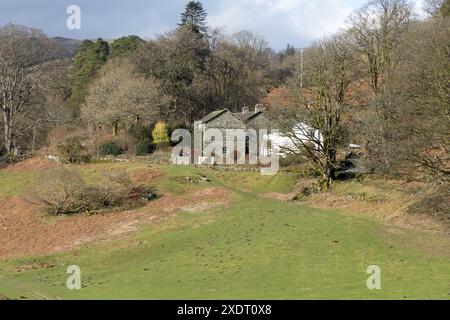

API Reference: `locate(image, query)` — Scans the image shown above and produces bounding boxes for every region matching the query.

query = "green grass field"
[0,163,449,300]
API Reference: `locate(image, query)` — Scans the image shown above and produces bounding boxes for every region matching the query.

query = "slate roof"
[200,109,228,123]
[201,109,263,124]
[234,111,263,123]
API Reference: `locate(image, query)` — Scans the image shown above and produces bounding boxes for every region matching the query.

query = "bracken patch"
[0,187,230,259]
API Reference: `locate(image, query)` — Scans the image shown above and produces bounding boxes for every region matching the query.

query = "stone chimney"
[242,106,249,114]
[255,104,266,113]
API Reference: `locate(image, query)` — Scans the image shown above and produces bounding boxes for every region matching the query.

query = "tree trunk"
[321,161,336,190]
[3,110,13,155]
[113,120,118,136]
[32,126,36,153]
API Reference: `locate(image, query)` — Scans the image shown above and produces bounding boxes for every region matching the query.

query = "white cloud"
[0,0,427,50]
[208,0,361,48]
[207,0,425,49]
[413,0,427,17]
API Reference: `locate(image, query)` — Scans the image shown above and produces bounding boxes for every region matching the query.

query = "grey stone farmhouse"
[196,105,269,159]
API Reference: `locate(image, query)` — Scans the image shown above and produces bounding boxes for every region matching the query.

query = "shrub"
[152,121,170,149]
[136,138,154,155]
[129,124,154,155]
[57,136,91,163]
[98,169,133,206]
[33,168,154,215]
[93,132,136,156]
[100,142,123,156]
[32,168,88,215]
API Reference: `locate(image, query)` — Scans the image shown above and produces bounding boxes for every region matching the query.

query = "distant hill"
[51,37,83,58]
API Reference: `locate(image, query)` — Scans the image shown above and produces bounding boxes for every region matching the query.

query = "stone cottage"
[197,105,269,161]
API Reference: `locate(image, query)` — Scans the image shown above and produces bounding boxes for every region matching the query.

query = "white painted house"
[262,122,324,157]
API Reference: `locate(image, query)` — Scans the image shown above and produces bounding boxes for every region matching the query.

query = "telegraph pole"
[300,49,304,89]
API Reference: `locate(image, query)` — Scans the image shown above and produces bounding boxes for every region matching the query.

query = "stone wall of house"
[203,111,246,157]
[200,111,274,162]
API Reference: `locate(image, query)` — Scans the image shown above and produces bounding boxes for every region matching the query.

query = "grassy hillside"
[0,162,449,299]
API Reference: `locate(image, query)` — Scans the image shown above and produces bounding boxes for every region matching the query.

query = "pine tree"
[110,35,143,59]
[179,1,208,36]
[67,38,110,116]
[285,44,296,56]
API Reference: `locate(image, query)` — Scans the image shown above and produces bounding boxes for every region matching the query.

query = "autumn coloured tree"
[152,121,170,149]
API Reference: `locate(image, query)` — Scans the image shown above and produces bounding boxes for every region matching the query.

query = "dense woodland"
[0,1,448,203]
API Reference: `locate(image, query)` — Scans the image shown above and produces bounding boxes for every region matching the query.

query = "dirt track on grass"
[0,187,229,259]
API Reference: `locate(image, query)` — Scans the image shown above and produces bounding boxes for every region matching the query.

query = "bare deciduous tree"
[0,24,61,155]
[137,28,210,126]
[277,33,355,189]
[349,0,413,170]
[423,0,450,16]
[423,0,445,15]
[82,58,163,136]
[391,17,450,182]
[202,33,269,114]
[232,30,268,56]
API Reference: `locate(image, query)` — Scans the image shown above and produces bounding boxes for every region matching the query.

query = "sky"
[0,0,426,50]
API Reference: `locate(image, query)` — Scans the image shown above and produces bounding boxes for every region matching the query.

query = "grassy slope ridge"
[0,163,449,299]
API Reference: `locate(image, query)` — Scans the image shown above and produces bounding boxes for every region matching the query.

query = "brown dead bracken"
[0,187,229,259]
